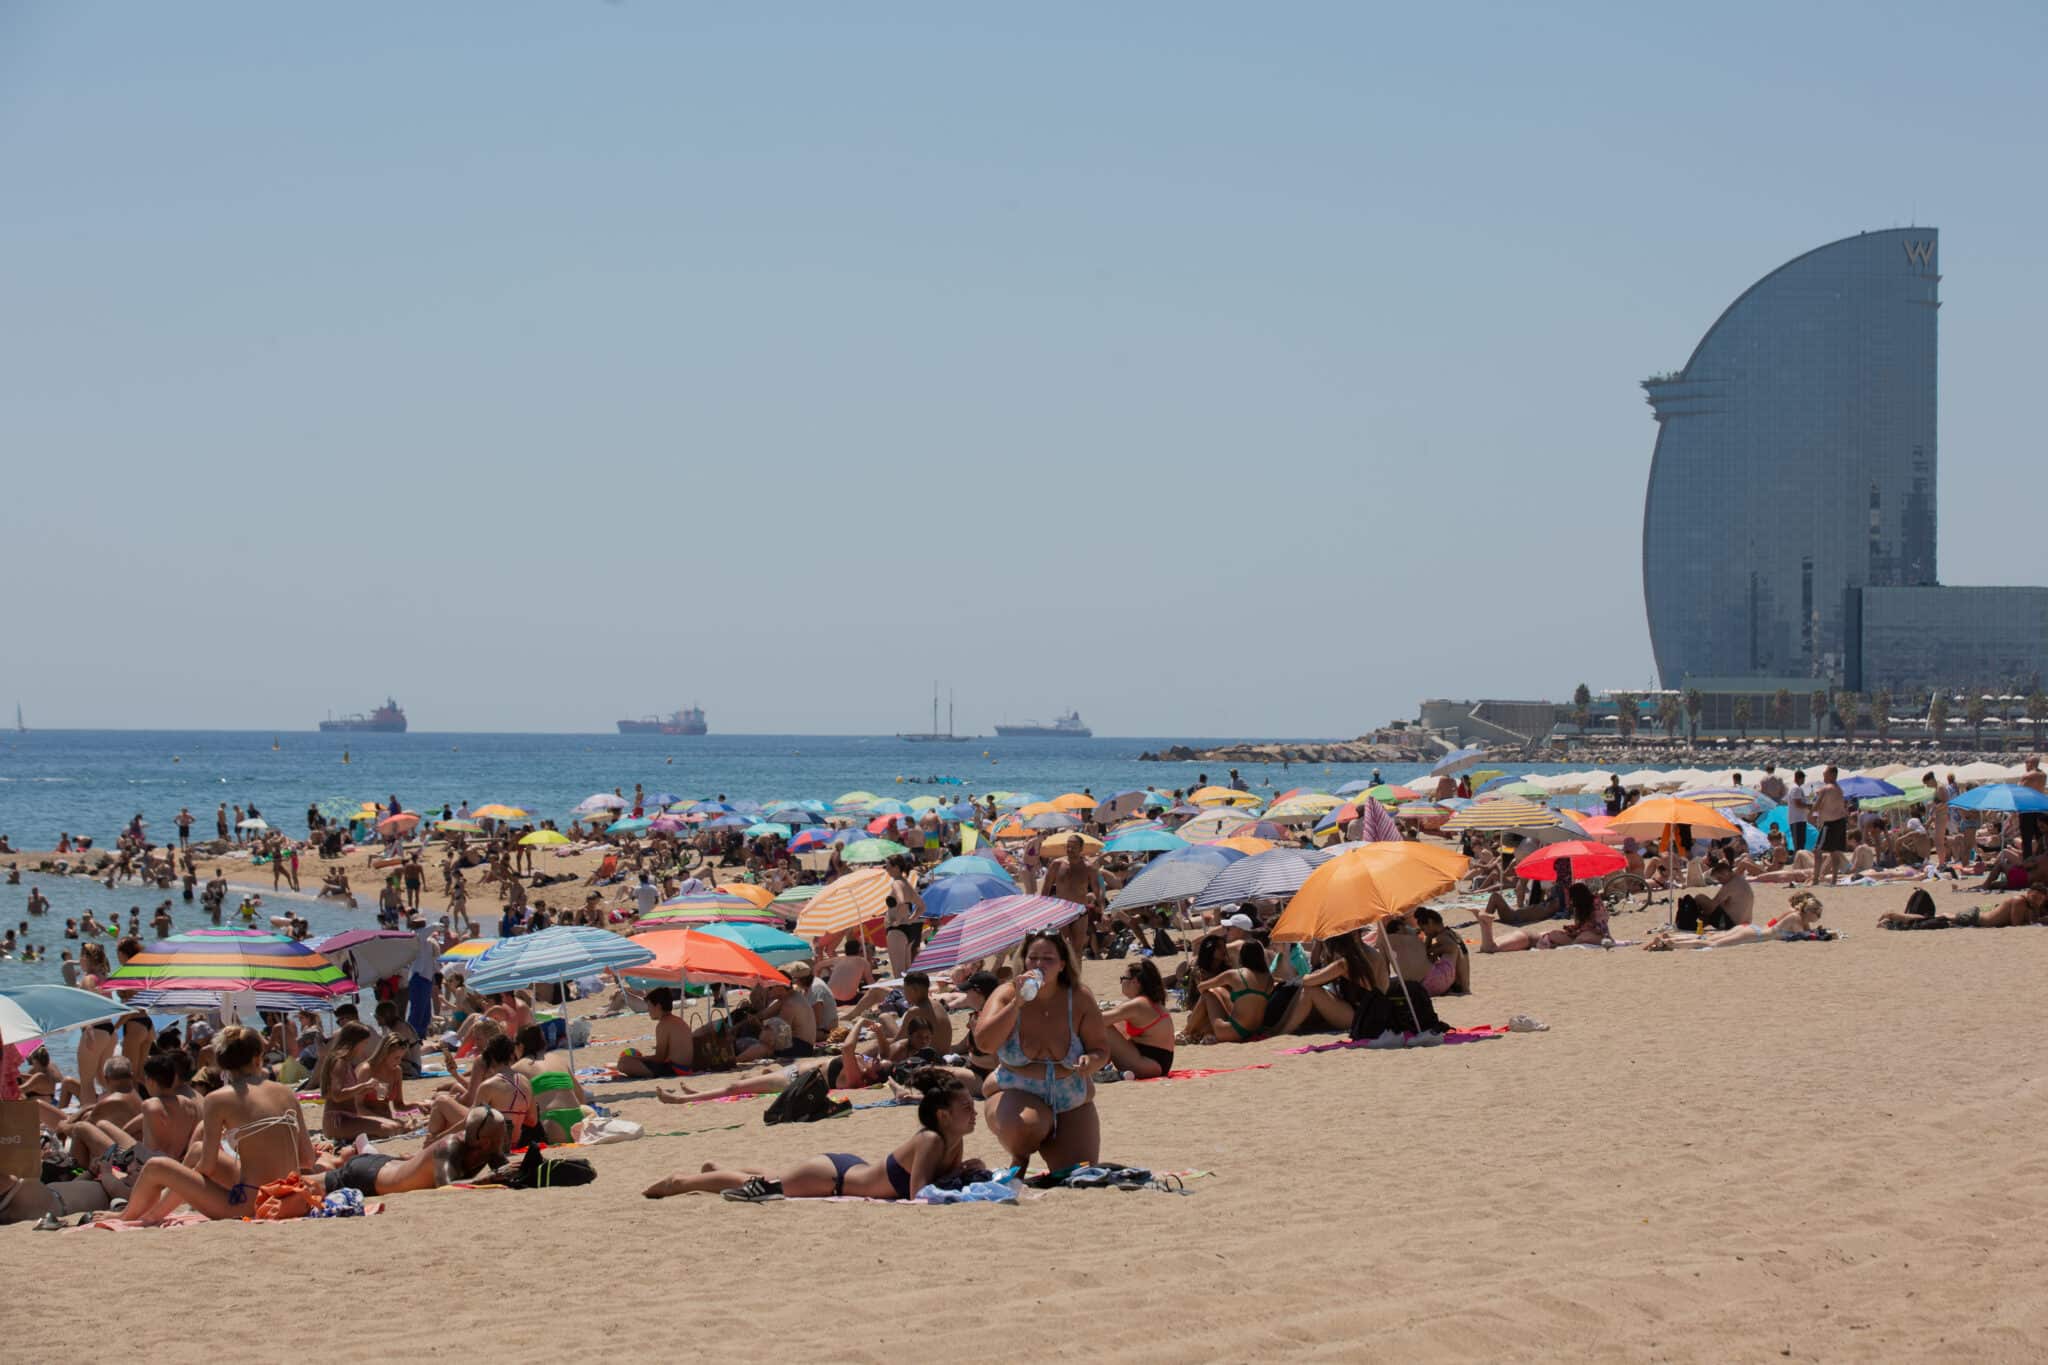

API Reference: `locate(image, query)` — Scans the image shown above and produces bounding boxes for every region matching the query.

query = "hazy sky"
[4,3,2044,736]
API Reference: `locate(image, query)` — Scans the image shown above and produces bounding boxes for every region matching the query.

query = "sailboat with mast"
[897,683,970,742]
[14,703,24,734]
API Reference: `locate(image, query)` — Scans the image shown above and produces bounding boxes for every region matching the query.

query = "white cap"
[1223,913,1255,931]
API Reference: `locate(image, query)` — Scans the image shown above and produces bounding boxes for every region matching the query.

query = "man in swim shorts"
[1810,767,1850,887]
[614,987,691,1077]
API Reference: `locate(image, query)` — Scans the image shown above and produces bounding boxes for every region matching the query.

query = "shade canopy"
[464,926,653,993]
[1270,843,1469,942]
[909,896,1090,974]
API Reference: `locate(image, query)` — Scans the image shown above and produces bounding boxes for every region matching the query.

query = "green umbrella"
[842,838,910,865]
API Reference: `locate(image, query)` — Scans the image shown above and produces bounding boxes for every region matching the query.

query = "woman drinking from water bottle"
[972,931,1110,1173]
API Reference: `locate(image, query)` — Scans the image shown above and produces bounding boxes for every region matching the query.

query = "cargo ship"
[617,705,708,736]
[993,709,1091,738]
[319,698,408,733]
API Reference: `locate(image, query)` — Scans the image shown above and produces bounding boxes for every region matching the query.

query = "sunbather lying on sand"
[1879,884,2048,929]
[1645,893,1827,949]
[1474,883,1608,952]
[643,1069,982,1201]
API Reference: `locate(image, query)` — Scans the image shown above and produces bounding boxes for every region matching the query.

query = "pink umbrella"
[908,895,1089,974]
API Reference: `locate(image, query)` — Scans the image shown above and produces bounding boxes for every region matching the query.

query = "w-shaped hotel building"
[1641,228,2048,697]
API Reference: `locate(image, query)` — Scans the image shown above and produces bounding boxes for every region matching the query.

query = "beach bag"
[763,1067,837,1125]
[573,1115,642,1146]
[1151,928,1178,958]
[0,1100,38,1179]
[695,1019,736,1072]
[254,1172,320,1221]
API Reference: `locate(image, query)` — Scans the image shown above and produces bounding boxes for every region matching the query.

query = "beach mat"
[1280,1026,1509,1055]
[1133,1063,1272,1082]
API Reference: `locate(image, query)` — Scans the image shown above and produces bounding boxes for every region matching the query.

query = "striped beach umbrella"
[104,929,356,998]
[439,938,496,966]
[793,869,893,939]
[1106,846,1247,913]
[462,927,652,995]
[1442,797,1560,832]
[1189,847,1334,911]
[908,895,1090,974]
[634,894,780,929]
[1190,786,1262,809]
[0,985,129,1049]
[1176,808,1257,841]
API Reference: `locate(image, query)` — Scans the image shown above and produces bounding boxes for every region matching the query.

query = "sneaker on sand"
[722,1177,785,1203]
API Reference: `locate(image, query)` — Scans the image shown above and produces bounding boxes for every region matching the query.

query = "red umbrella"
[377,811,420,835]
[1513,840,1624,880]
[866,813,912,835]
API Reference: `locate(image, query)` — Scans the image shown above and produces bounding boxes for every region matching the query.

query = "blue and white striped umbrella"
[1189,847,1335,911]
[464,926,653,994]
[0,985,131,1048]
[120,987,339,1013]
[1107,845,1247,913]
[1430,747,1486,777]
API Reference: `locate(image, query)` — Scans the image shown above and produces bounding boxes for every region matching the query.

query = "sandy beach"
[13,876,2047,1363]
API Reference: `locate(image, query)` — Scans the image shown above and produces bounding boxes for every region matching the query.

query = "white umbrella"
[237,818,269,831]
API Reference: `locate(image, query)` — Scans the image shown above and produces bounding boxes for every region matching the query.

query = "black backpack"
[763,1066,847,1125]
[507,1143,597,1189]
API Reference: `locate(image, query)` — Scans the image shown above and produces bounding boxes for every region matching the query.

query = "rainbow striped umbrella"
[632,895,782,931]
[908,895,1089,974]
[104,929,355,998]
[439,938,496,966]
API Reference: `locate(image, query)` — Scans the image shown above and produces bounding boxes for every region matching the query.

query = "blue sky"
[3,2,2043,735]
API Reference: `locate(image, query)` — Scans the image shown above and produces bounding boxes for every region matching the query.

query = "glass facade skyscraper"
[1641,229,1940,688]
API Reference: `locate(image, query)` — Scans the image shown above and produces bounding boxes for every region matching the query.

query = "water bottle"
[1018,970,1042,1002]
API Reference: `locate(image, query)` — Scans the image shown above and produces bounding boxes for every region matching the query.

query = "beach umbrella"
[686,800,735,815]
[1479,781,1549,801]
[1443,798,1560,832]
[606,817,654,836]
[771,885,823,910]
[103,929,355,998]
[0,985,130,1051]
[843,838,910,865]
[520,830,570,847]
[1837,776,1904,801]
[1430,747,1486,777]
[1271,843,1469,941]
[439,939,495,967]
[1190,786,1261,808]
[1729,820,1773,856]
[742,822,793,840]
[794,870,893,939]
[634,896,781,930]
[865,813,913,834]
[1103,828,1189,855]
[1949,783,2048,813]
[647,814,691,833]
[687,923,812,968]
[1032,830,1103,853]
[714,884,777,909]
[309,929,419,984]
[1206,835,1277,855]
[1511,840,1625,881]
[1754,807,1818,850]
[1106,845,1247,913]
[1176,808,1257,841]
[905,796,944,811]
[1395,803,1449,822]
[864,799,914,817]
[1050,792,1097,812]
[470,804,528,821]
[436,819,483,834]
[1190,847,1332,911]
[835,791,881,808]
[1860,787,1932,811]
[1017,801,1060,817]
[931,855,1013,881]
[237,817,270,831]
[939,802,981,821]
[1024,811,1083,832]
[705,814,753,830]
[765,806,822,827]
[1365,784,1422,805]
[1097,789,1166,818]
[908,895,1090,974]
[788,829,837,852]
[919,873,1019,920]
[575,794,627,814]
[464,926,653,995]
[998,792,1047,809]
[375,812,420,836]
[1608,797,1741,840]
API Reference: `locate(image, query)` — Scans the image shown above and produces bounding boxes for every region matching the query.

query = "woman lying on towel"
[1474,883,1608,952]
[320,1103,514,1199]
[1879,884,2048,930]
[1644,893,1828,949]
[643,1069,984,1201]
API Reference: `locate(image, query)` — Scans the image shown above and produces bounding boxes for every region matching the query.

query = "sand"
[13,877,2048,1362]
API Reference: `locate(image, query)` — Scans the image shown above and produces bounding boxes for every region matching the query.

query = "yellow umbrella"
[1206,836,1276,856]
[1442,797,1559,832]
[714,883,776,909]
[836,791,880,807]
[1050,792,1097,812]
[1271,843,1470,942]
[1017,802,1060,817]
[1279,792,1342,811]
[519,830,569,846]
[472,804,527,820]
[1036,831,1102,853]
[793,870,891,939]
[1191,786,1261,808]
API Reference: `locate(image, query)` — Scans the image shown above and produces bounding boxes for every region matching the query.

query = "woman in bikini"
[1198,939,1275,1043]
[322,1103,513,1199]
[1100,957,1175,1079]
[973,931,1109,1172]
[1473,882,1608,952]
[1648,893,1828,948]
[511,1024,597,1143]
[316,1022,410,1142]
[1272,931,1388,1034]
[1414,907,1470,995]
[120,1025,316,1224]
[422,1034,538,1143]
[643,1069,984,1201]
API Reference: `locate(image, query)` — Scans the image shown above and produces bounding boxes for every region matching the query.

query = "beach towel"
[1280,1025,1509,1055]
[1133,1063,1272,1082]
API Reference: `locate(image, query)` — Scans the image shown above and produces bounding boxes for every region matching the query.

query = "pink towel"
[1134,1063,1273,1082]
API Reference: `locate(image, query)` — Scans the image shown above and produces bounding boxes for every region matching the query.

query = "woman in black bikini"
[1198,939,1275,1043]
[642,1070,984,1201]
[121,1026,316,1224]
[1100,958,1175,1078]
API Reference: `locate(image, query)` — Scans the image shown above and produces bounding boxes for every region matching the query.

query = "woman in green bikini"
[512,1025,596,1142]
[1199,939,1275,1043]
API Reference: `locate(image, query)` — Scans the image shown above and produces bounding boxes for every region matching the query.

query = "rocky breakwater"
[1139,739,1448,765]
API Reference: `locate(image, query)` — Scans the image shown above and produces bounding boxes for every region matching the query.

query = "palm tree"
[1873,688,1893,743]
[1612,692,1637,739]
[1572,682,1591,735]
[1732,696,1752,739]
[1928,691,1949,743]
[2028,689,2046,748]
[1684,689,1703,745]
[1837,691,1861,744]
[1809,688,1829,741]
[1967,693,1989,750]
[1659,695,1681,740]
[1771,688,1792,742]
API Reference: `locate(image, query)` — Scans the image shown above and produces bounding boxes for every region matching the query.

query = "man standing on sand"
[216,803,229,843]
[1038,834,1105,957]
[175,807,193,847]
[1810,766,1850,887]
[2019,757,2046,859]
